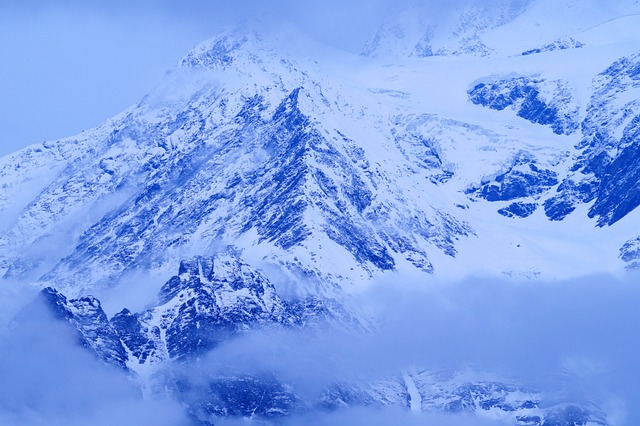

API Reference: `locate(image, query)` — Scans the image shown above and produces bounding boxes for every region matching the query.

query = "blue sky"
[0,0,394,157]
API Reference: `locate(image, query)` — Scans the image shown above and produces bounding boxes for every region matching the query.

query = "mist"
[0,0,536,157]
[216,407,513,426]
[0,0,391,156]
[164,272,639,424]
[0,295,193,426]
[1,272,638,424]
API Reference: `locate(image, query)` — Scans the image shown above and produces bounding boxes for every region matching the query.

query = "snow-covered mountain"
[2,0,640,424]
[3,2,640,293]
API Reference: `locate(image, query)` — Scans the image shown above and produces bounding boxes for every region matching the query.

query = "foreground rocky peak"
[37,287,129,370]
[31,252,341,368]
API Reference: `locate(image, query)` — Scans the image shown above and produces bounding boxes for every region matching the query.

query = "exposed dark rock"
[498,202,538,218]
[467,156,558,202]
[469,76,578,135]
[38,287,129,370]
[521,37,584,56]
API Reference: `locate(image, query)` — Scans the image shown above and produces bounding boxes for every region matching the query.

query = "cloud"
[0,294,193,426]
[0,281,38,334]
[0,0,394,52]
[0,0,394,156]
[0,0,534,157]
[216,406,512,426]
[169,272,640,424]
[2,272,639,424]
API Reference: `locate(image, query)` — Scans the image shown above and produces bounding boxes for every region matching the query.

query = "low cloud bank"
[184,272,640,424]
[0,296,192,426]
[217,407,512,426]
[1,272,638,425]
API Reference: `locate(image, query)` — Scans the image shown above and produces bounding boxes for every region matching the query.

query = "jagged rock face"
[109,309,159,365]
[179,369,611,425]
[180,373,305,421]
[498,202,538,218]
[619,236,640,269]
[38,287,128,370]
[106,252,352,367]
[107,253,305,363]
[465,52,640,238]
[468,76,579,135]
[33,253,337,369]
[543,179,598,222]
[315,378,410,414]
[150,255,292,361]
[408,371,609,426]
[546,53,640,225]
[466,154,558,202]
[543,405,608,426]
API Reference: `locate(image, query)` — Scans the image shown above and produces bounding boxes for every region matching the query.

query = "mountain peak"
[179,26,258,70]
[176,20,323,73]
[3,2,640,294]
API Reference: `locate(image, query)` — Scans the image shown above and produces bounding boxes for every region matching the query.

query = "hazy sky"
[0,0,393,157]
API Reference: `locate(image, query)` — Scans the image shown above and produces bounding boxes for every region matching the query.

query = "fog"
[0,295,192,425]
[196,273,638,369]
[1,272,638,424]
[217,407,512,426]
[0,0,392,156]
[171,273,639,424]
[0,0,533,156]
